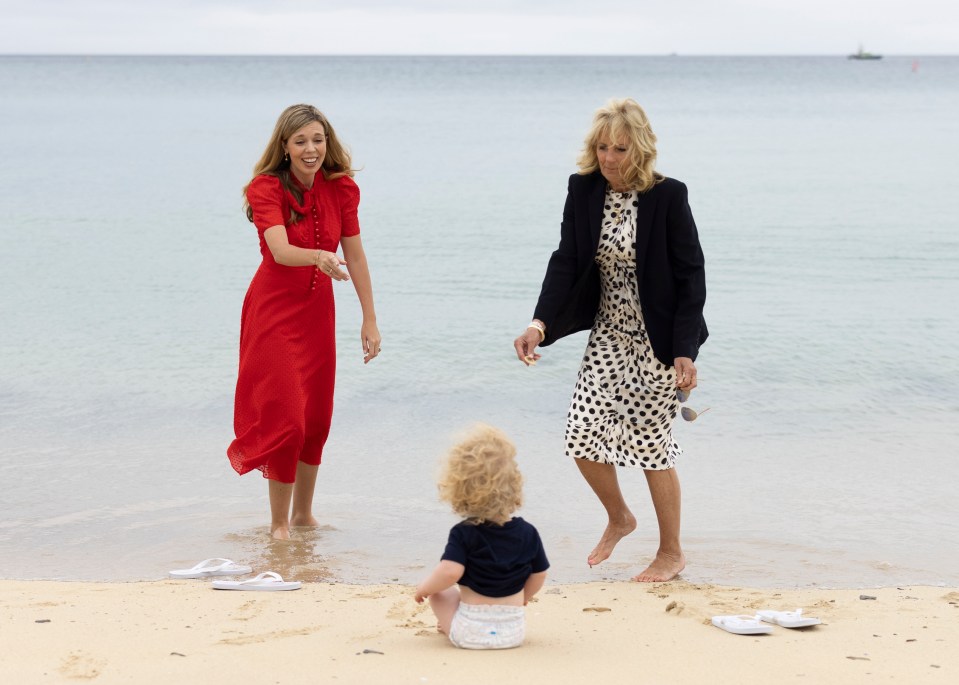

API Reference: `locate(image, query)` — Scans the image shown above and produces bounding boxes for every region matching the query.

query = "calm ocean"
[1,56,957,587]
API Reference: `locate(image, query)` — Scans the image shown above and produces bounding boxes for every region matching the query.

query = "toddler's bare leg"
[428,588,461,635]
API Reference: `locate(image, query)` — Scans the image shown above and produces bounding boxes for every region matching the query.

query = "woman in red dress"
[228,104,381,540]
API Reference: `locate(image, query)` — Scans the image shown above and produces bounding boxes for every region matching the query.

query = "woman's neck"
[292,168,316,189]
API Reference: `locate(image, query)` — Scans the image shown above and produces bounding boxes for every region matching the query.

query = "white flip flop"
[711,614,774,635]
[757,608,822,628]
[212,571,301,592]
[169,558,253,579]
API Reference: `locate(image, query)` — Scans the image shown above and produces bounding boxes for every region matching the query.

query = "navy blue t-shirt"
[441,517,550,597]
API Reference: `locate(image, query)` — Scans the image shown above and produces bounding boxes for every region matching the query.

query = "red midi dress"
[227,172,360,483]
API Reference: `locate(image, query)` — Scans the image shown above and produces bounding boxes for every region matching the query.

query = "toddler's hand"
[414,590,427,604]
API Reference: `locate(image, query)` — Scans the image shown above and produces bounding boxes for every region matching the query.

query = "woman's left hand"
[674,357,697,391]
[361,320,381,364]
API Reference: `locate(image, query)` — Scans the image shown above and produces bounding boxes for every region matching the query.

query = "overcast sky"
[1,0,956,55]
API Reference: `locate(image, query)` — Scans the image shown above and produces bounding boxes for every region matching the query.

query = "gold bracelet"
[527,322,546,342]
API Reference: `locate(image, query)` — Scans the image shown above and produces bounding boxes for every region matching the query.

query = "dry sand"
[2,579,955,684]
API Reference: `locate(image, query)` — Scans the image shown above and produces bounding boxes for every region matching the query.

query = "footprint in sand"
[387,600,429,629]
[218,626,323,646]
[231,599,264,622]
[385,600,407,621]
[353,591,387,600]
[398,618,429,629]
[58,651,106,680]
[664,600,685,614]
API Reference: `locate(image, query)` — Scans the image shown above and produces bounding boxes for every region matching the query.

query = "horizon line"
[1,52,955,58]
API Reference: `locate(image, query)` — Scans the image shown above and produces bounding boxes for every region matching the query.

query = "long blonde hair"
[243,104,355,224]
[577,98,663,192]
[437,424,523,525]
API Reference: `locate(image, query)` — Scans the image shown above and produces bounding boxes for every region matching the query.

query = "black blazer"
[533,171,708,364]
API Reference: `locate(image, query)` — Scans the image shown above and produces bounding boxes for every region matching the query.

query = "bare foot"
[271,524,291,540]
[587,513,637,567]
[290,514,318,527]
[631,551,685,582]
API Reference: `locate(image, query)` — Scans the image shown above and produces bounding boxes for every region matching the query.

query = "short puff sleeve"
[336,175,361,237]
[246,175,286,234]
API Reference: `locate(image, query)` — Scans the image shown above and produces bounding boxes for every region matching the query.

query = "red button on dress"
[227,172,361,483]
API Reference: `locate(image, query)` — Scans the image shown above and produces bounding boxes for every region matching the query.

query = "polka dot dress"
[565,188,682,470]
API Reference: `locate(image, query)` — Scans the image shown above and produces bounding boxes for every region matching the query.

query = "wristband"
[527,321,546,342]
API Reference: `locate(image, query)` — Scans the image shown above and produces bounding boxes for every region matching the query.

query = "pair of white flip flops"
[169,558,301,592]
[712,608,822,635]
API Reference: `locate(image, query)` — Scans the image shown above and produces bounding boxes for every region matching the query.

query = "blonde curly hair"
[437,424,523,525]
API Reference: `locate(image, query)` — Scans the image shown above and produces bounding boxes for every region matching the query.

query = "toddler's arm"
[414,560,465,603]
[523,571,547,605]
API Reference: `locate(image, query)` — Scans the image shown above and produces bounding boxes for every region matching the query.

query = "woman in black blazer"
[513,98,707,582]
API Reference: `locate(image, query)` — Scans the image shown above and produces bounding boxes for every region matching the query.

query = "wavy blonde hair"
[437,424,523,525]
[577,97,664,192]
[243,104,355,224]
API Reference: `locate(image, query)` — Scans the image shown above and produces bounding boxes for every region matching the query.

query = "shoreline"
[3,579,954,684]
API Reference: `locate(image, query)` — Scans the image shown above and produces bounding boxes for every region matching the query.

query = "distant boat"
[848,45,882,60]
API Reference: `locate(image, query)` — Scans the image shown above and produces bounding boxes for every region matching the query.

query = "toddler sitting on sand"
[414,424,549,649]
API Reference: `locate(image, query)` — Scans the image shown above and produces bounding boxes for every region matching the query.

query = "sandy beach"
[2,579,954,684]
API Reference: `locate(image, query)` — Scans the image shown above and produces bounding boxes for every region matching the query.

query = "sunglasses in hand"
[676,388,710,422]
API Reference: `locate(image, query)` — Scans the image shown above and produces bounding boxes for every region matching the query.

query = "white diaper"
[448,602,526,650]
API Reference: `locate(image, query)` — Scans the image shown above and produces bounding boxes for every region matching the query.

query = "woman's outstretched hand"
[514,328,542,366]
[674,356,697,391]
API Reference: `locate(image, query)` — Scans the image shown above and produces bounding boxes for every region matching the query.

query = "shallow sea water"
[1,55,957,587]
